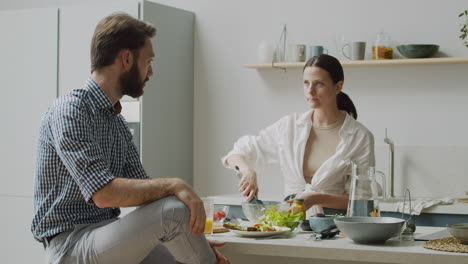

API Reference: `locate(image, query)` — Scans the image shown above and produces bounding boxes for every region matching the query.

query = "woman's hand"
[297,192,319,210]
[297,192,348,210]
[238,168,259,202]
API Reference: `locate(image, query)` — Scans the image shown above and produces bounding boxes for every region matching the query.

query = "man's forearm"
[92,177,183,208]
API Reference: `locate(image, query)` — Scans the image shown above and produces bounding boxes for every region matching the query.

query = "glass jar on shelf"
[372,32,393,60]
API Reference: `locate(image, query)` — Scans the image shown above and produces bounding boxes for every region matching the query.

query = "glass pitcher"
[347,162,386,217]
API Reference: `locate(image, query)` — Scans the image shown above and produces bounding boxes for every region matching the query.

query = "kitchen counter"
[214,226,467,264]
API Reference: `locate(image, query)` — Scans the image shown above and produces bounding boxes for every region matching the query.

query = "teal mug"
[309,45,328,59]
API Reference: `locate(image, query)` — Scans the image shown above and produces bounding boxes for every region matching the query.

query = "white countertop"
[214,226,467,264]
[209,194,468,215]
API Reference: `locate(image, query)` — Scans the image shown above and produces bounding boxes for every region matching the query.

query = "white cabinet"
[59,0,195,183]
[0,7,58,264]
[140,2,195,185]
[0,7,58,196]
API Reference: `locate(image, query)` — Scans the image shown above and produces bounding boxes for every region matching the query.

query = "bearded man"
[31,13,228,264]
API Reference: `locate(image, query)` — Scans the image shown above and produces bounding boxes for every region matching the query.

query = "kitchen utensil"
[347,161,386,217]
[310,225,339,241]
[235,166,263,204]
[396,44,439,58]
[241,201,290,223]
[334,217,405,244]
[447,223,468,244]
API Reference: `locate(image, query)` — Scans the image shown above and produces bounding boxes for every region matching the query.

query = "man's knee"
[157,196,190,227]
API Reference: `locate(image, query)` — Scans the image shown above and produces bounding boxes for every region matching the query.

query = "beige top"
[303,115,345,184]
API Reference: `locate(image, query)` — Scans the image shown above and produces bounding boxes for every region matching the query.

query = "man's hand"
[173,180,206,235]
[208,240,230,264]
[238,168,259,202]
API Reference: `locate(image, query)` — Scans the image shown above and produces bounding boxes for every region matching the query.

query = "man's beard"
[119,63,146,98]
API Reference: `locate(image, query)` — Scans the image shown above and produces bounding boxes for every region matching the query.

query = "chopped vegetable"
[256,208,304,230]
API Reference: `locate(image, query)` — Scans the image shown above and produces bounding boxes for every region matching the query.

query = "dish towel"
[394,198,455,215]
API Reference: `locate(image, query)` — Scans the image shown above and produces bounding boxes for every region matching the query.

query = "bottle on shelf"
[372,32,393,60]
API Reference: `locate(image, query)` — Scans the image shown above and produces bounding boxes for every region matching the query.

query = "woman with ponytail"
[222,54,375,217]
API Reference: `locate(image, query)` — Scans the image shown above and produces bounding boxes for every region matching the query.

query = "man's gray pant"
[44,196,216,264]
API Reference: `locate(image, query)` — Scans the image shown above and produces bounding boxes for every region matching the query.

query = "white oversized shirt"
[222,110,375,215]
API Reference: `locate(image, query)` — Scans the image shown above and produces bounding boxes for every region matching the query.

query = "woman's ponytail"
[336,92,357,119]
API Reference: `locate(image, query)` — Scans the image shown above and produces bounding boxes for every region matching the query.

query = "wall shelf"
[243,57,468,69]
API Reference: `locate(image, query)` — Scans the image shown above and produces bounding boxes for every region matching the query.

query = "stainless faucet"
[384,128,395,198]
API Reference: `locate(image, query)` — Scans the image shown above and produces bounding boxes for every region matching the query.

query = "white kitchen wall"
[1,0,467,199]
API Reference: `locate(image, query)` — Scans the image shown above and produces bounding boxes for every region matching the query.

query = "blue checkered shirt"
[31,78,148,241]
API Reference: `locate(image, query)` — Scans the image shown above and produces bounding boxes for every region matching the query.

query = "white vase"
[257,40,274,63]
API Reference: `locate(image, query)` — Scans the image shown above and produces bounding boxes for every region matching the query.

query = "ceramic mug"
[342,41,366,60]
[309,45,328,59]
[292,44,306,62]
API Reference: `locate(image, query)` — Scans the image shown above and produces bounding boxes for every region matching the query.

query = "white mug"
[342,42,366,60]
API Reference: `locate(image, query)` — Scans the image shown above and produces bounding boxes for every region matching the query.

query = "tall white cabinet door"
[141,1,194,184]
[58,0,138,96]
[0,8,58,196]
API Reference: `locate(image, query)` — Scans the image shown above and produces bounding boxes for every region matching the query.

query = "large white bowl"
[447,223,468,244]
[334,217,405,244]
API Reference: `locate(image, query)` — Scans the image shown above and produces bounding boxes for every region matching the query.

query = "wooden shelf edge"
[243,57,468,69]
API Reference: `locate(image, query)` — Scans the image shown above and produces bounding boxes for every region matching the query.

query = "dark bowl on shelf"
[396,44,439,58]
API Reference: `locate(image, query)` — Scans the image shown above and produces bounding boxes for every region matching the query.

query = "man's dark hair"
[90,13,156,72]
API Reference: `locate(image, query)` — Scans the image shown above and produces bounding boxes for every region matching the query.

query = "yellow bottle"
[290,199,306,220]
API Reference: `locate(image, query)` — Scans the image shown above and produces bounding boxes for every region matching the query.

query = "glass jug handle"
[375,170,386,200]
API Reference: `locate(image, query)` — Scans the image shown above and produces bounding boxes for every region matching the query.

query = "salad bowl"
[242,201,302,230]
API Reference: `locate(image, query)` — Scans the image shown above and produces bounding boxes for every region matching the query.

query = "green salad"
[256,208,304,230]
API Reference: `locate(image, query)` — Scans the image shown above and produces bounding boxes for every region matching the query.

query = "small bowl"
[447,223,468,244]
[334,217,405,244]
[309,215,340,233]
[396,44,439,58]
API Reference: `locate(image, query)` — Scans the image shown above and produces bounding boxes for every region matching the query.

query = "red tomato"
[213,211,221,221]
[218,211,226,218]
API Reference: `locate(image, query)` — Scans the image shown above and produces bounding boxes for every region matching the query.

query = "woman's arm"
[298,192,349,211]
[226,154,259,201]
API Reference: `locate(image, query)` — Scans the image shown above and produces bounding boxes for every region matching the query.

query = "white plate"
[231,226,291,238]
